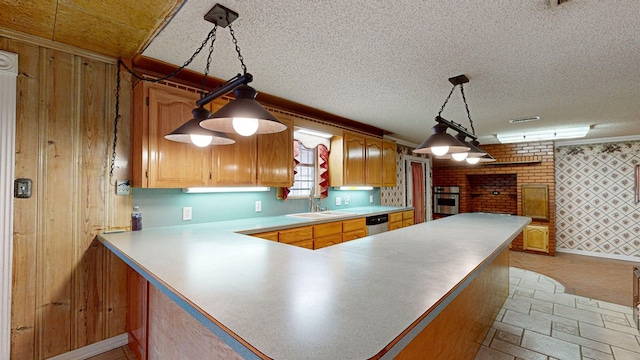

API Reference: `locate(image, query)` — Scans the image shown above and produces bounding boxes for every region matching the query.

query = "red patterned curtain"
[282,140,301,201]
[317,144,329,199]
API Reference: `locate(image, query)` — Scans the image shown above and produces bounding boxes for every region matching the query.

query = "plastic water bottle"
[132,206,142,231]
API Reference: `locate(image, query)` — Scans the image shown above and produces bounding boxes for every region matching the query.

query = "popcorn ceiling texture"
[142,1,640,146]
[555,141,640,261]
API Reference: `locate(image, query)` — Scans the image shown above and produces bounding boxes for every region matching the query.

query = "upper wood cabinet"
[329,132,396,187]
[365,138,383,187]
[132,82,212,188]
[382,140,397,187]
[132,81,294,188]
[257,113,294,187]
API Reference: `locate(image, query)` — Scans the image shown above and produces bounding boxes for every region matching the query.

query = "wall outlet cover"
[182,207,192,221]
[370,195,374,203]
[255,200,262,212]
[335,197,341,206]
[116,180,130,196]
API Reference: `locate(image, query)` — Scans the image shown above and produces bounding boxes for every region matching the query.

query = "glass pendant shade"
[451,152,469,161]
[413,122,470,155]
[200,85,286,136]
[466,157,480,164]
[165,106,235,146]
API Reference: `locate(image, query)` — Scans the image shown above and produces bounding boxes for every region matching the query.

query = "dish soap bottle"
[132,206,142,231]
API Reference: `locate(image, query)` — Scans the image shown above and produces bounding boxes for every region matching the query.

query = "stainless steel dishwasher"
[366,214,389,236]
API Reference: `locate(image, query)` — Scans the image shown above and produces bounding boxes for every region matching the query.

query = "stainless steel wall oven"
[433,186,460,215]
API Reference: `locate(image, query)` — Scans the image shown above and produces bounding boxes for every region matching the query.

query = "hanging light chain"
[109,61,122,184]
[437,84,456,118]
[109,26,218,182]
[228,23,248,74]
[460,83,476,135]
[201,25,218,98]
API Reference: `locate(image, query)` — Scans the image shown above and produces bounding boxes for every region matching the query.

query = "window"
[288,143,317,198]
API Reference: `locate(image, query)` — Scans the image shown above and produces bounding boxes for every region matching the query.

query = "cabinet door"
[365,138,383,187]
[257,114,294,187]
[382,140,397,187]
[212,133,257,186]
[388,221,403,231]
[314,234,343,249]
[523,225,549,253]
[127,266,148,360]
[146,84,211,188]
[252,231,279,241]
[344,133,366,186]
[278,226,313,244]
[343,229,366,242]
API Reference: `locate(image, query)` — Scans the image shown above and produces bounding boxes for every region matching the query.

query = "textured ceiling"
[141,0,640,145]
[0,0,182,58]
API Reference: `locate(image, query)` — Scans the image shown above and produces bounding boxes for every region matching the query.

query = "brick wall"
[433,141,556,255]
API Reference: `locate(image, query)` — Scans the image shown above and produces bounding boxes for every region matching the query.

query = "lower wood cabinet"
[523,224,549,253]
[127,266,149,360]
[388,210,415,231]
[251,218,367,249]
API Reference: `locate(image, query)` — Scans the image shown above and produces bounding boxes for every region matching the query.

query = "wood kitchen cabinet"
[523,225,549,253]
[388,210,415,230]
[382,140,397,187]
[366,138,383,187]
[132,81,212,188]
[257,113,294,187]
[402,210,415,227]
[330,132,366,186]
[329,132,396,187]
[313,222,344,249]
[132,81,294,188]
[342,218,367,242]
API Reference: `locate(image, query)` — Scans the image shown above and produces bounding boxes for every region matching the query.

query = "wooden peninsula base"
[128,248,510,359]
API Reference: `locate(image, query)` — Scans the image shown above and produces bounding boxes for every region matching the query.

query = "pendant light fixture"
[413,74,494,164]
[193,4,286,137]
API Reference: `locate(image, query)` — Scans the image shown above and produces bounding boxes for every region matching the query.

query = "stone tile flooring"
[476,267,640,360]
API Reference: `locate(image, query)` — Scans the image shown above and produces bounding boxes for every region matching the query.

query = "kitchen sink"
[286,211,353,219]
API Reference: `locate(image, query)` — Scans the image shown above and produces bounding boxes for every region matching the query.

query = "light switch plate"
[370,195,374,203]
[255,200,262,212]
[14,178,32,198]
[335,197,341,206]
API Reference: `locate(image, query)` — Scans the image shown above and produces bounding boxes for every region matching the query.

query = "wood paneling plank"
[39,48,76,358]
[5,37,41,360]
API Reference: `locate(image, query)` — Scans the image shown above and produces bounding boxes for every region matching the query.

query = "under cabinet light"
[497,126,589,143]
[294,128,334,138]
[335,186,374,191]
[182,187,270,193]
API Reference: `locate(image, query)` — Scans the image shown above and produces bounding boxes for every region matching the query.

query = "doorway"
[404,155,431,223]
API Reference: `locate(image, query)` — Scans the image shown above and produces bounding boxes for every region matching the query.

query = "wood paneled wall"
[3,36,132,359]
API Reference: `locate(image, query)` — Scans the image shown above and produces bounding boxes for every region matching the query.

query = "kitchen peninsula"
[98,212,530,359]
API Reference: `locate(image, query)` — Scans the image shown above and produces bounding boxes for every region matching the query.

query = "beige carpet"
[509,250,639,307]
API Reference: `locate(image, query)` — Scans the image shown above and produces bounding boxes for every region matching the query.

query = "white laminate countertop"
[98,211,530,360]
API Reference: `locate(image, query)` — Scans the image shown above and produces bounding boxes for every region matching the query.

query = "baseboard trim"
[46,333,128,360]
[556,248,640,263]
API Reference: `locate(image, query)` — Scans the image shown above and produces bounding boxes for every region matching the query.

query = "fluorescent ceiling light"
[335,186,374,191]
[497,126,589,144]
[294,128,334,138]
[182,187,270,193]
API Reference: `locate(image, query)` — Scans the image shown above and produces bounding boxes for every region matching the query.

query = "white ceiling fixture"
[508,116,540,124]
[497,126,590,144]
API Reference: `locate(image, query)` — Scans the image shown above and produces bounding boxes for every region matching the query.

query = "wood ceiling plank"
[53,0,181,58]
[0,0,57,39]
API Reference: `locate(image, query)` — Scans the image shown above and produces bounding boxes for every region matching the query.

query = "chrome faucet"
[309,187,316,212]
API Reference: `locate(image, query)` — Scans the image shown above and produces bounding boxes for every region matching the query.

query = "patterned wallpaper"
[381,144,431,207]
[555,141,640,260]
[380,144,411,206]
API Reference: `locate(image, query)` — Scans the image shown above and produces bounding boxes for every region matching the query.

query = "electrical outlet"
[116,180,130,196]
[335,197,341,206]
[345,195,350,205]
[370,195,374,203]
[255,200,262,212]
[182,207,192,221]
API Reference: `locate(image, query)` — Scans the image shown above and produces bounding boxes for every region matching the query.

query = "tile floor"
[476,267,640,360]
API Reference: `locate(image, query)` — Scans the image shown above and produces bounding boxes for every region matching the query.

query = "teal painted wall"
[132,188,380,228]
